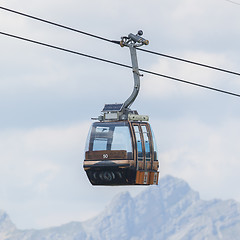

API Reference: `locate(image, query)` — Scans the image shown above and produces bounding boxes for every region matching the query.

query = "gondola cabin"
[83,105,159,185]
[83,31,160,186]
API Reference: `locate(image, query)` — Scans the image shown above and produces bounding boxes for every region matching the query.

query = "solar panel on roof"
[102,103,124,112]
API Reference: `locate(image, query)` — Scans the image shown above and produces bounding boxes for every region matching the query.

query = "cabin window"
[150,125,158,161]
[141,125,151,161]
[111,126,132,152]
[87,122,133,154]
[133,125,143,161]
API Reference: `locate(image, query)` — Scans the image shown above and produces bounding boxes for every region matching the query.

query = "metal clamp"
[120,30,149,48]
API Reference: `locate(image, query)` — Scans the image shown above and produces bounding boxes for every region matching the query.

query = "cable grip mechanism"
[120,30,149,48]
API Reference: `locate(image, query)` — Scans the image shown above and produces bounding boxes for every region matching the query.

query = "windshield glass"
[86,121,133,153]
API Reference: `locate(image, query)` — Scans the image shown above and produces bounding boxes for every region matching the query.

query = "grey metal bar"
[123,45,141,109]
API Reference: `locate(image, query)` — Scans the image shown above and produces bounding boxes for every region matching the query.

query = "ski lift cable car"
[83,31,159,185]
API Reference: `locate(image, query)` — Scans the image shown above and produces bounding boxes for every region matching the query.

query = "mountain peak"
[136,175,200,208]
[0,210,16,239]
[1,175,240,240]
[108,191,133,212]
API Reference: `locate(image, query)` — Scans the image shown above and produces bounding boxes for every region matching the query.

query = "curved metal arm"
[96,31,148,121]
[122,31,148,110]
[123,45,141,109]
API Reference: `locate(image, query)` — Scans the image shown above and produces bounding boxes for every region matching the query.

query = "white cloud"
[1,0,240,230]
[0,122,88,226]
[152,117,240,201]
[0,122,146,229]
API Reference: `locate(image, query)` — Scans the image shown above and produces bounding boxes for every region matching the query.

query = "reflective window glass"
[150,125,158,161]
[93,138,108,151]
[141,125,151,161]
[134,125,143,161]
[111,126,132,152]
[88,122,132,153]
[85,125,92,152]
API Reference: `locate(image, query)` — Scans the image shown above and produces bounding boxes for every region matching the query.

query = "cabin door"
[132,123,153,171]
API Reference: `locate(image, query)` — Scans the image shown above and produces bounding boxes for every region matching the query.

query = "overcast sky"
[1,0,240,230]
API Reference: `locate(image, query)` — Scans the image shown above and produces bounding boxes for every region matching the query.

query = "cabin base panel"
[85,168,159,186]
[135,171,159,185]
[85,167,136,185]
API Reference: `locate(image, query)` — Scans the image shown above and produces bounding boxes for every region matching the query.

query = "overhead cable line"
[138,48,240,77]
[0,31,129,69]
[0,6,115,43]
[225,0,240,5]
[1,6,240,77]
[1,31,240,98]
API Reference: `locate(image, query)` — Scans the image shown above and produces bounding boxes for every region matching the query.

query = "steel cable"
[1,31,240,98]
